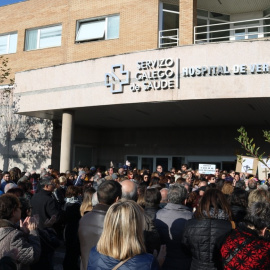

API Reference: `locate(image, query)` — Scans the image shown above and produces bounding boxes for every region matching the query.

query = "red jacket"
[221,224,270,269]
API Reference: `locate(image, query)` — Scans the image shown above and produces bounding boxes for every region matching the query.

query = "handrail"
[194,17,270,44]
[159,28,179,48]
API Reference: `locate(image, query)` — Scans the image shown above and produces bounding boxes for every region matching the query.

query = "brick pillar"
[179,0,197,45]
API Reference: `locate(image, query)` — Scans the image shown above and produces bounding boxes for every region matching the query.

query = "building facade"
[1,0,270,172]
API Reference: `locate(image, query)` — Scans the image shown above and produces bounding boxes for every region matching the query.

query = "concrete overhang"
[198,0,270,14]
[14,39,270,128]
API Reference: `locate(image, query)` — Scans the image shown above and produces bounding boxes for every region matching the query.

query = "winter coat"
[221,223,270,269]
[30,189,61,230]
[0,219,40,270]
[63,197,81,270]
[182,210,232,270]
[78,204,110,270]
[87,246,160,270]
[155,203,193,270]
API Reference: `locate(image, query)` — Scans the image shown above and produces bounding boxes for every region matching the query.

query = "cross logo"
[105,64,130,94]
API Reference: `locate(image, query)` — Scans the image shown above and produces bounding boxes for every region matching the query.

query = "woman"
[182,189,232,270]
[88,200,165,270]
[221,202,270,269]
[0,194,40,270]
[80,187,96,216]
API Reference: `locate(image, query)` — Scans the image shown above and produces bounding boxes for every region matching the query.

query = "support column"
[60,110,74,173]
[179,0,197,45]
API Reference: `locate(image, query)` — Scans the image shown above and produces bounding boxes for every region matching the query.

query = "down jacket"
[87,246,160,270]
[182,215,232,270]
[0,219,40,270]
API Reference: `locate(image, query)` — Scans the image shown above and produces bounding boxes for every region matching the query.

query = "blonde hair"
[97,200,146,260]
[58,176,67,185]
[80,188,95,216]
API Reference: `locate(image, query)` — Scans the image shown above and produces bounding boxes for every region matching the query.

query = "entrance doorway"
[126,155,184,172]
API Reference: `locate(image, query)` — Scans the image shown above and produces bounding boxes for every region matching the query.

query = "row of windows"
[0,14,120,56]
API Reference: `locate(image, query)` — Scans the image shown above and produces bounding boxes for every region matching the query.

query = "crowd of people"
[0,163,270,270]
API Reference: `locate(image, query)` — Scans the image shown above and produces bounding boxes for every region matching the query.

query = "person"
[182,188,232,270]
[155,184,192,270]
[0,194,40,270]
[159,188,168,208]
[156,165,164,177]
[228,188,248,226]
[144,188,161,222]
[221,202,270,269]
[31,176,62,230]
[80,187,96,216]
[0,172,13,193]
[78,180,122,270]
[87,200,165,270]
[121,180,160,254]
[63,186,82,270]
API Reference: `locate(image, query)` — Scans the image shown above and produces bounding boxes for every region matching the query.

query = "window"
[25,24,62,51]
[76,14,120,42]
[0,32,17,55]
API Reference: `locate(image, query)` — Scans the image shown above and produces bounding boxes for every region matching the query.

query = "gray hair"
[168,184,187,204]
[40,176,53,187]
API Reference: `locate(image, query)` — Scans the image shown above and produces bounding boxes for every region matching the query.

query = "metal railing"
[159,28,179,48]
[194,17,270,44]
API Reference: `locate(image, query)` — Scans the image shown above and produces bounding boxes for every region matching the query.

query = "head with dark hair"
[196,188,232,220]
[244,202,270,235]
[149,177,160,187]
[0,194,21,220]
[97,180,122,205]
[66,185,81,198]
[228,188,248,208]
[235,180,246,190]
[144,188,161,208]
[6,188,24,197]
[168,184,187,205]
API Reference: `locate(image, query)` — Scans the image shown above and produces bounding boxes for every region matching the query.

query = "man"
[121,179,138,201]
[160,188,168,208]
[31,176,61,229]
[247,177,258,192]
[156,165,165,177]
[155,184,192,270]
[78,180,122,270]
[0,172,14,193]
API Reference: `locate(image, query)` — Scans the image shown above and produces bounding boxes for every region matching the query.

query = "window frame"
[25,24,62,51]
[75,14,120,43]
[0,31,18,55]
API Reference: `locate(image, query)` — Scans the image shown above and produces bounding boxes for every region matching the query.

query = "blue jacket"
[88,246,160,270]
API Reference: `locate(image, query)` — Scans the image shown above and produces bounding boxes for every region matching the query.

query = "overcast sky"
[0,0,26,7]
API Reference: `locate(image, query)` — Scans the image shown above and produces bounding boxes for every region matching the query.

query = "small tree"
[236,126,270,169]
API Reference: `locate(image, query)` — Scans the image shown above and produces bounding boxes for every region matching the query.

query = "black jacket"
[78,204,110,270]
[155,203,193,270]
[182,217,232,270]
[31,189,61,229]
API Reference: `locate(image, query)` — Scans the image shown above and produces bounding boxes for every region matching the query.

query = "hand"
[20,218,29,234]
[44,215,57,227]
[28,216,38,231]
[153,244,166,267]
